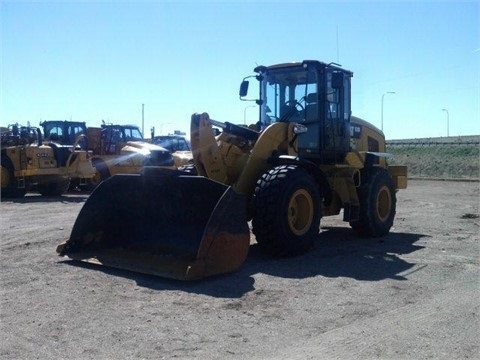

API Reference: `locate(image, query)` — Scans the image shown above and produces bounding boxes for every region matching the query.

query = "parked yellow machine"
[85,124,175,188]
[151,134,193,168]
[57,60,407,280]
[1,123,95,197]
[40,121,176,189]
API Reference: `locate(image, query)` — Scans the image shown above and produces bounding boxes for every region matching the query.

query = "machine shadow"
[61,227,427,299]
[245,228,427,282]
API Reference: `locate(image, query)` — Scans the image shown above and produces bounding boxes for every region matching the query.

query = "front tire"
[350,168,396,237]
[37,178,71,196]
[252,165,322,256]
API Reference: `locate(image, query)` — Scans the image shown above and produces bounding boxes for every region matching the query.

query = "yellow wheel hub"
[288,189,314,236]
[376,185,392,222]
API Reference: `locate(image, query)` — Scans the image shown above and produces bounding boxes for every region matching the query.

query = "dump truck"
[1,123,95,197]
[40,121,175,189]
[57,60,408,280]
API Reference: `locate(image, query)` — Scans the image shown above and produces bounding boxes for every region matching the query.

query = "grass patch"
[387,143,480,179]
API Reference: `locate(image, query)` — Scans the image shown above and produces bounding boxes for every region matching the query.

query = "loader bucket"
[56,167,251,280]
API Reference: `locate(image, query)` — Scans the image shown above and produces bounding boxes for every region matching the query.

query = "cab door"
[322,70,351,162]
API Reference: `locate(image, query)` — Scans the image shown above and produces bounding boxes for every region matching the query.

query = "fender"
[364,151,393,167]
[267,155,333,206]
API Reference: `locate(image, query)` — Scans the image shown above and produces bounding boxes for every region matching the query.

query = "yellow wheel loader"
[57,60,407,280]
[1,123,95,198]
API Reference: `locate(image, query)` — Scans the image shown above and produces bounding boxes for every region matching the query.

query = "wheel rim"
[376,185,392,222]
[288,189,314,236]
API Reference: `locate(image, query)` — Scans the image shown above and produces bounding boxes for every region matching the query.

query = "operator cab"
[100,125,144,155]
[40,120,88,149]
[240,60,352,164]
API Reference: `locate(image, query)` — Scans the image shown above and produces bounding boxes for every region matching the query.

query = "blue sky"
[1,0,479,140]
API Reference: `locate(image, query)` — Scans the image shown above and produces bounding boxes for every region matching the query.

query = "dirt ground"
[1,179,479,360]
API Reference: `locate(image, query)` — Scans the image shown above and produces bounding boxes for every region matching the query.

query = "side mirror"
[239,80,249,97]
[332,72,344,89]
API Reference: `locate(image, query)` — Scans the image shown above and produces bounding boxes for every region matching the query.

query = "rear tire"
[1,155,27,198]
[37,179,71,196]
[85,160,110,191]
[252,165,321,256]
[350,168,396,237]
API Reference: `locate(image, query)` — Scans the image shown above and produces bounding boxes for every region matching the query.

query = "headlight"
[293,124,308,134]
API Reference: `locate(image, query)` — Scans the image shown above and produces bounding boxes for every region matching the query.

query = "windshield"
[123,127,143,141]
[42,122,86,145]
[43,123,64,139]
[154,136,190,152]
[261,67,318,127]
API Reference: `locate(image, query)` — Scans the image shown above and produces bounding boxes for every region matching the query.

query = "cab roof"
[254,60,353,76]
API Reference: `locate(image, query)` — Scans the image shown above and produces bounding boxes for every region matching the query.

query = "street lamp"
[442,108,450,137]
[142,103,145,137]
[381,92,396,132]
[243,105,256,125]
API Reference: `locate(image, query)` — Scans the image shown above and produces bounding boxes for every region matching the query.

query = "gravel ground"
[1,179,479,359]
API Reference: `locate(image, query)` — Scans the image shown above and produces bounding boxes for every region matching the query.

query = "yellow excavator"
[57,60,407,280]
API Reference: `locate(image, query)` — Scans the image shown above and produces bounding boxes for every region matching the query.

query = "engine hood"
[121,141,169,155]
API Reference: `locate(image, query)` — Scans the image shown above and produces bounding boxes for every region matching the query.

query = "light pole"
[442,108,450,137]
[381,91,395,132]
[243,105,256,125]
[142,103,145,137]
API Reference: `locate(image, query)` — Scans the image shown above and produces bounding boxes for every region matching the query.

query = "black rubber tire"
[252,165,321,257]
[350,168,396,237]
[1,155,27,198]
[37,178,71,197]
[85,160,110,191]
